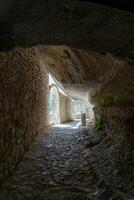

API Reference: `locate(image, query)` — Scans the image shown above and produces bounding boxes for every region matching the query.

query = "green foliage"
[93,119,103,132]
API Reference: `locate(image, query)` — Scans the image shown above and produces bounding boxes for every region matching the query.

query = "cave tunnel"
[0,0,134,199]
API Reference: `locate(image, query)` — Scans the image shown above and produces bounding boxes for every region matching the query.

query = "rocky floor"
[0,121,133,200]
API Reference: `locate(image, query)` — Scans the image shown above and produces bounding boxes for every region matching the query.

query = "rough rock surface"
[37,45,134,106]
[0,47,48,181]
[1,0,134,62]
[0,122,133,200]
[99,107,134,145]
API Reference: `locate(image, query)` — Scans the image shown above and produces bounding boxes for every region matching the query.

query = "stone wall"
[0,47,48,180]
[59,94,72,123]
[59,94,66,123]
[65,97,72,122]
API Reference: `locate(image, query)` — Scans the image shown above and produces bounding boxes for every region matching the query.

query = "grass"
[93,119,103,132]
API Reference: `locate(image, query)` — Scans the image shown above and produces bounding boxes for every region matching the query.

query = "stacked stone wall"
[0,47,48,180]
[59,94,72,123]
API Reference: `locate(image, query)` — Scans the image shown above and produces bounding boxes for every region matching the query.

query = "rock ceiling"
[0,0,134,62]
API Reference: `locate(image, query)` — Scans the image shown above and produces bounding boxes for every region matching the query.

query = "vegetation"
[93,119,103,132]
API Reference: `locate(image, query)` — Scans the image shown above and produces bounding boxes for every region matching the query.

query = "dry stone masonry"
[0,47,48,181]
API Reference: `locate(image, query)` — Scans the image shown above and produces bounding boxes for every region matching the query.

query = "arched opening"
[49,84,60,125]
